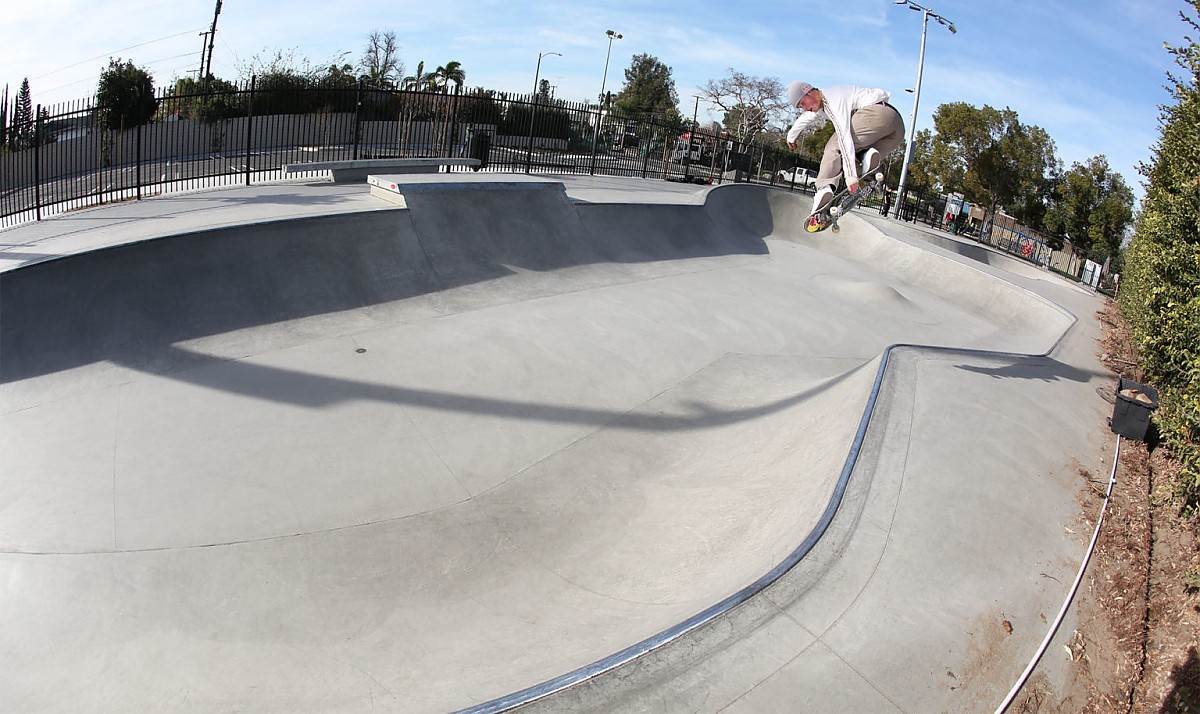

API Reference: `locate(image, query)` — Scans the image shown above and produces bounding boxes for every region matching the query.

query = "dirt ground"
[1012,299,1200,713]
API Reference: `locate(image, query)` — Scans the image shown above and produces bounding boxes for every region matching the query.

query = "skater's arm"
[785,112,824,149]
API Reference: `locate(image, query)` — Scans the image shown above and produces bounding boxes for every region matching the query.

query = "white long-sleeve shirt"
[786,84,890,184]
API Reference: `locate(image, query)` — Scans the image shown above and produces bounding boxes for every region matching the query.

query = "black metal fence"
[1,80,822,228]
[1,80,1083,278]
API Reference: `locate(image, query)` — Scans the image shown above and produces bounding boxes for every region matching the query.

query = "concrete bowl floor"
[0,175,1115,712]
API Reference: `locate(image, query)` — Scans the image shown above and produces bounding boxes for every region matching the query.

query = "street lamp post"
[526,51,561,174]
[589,29,622,174]
[892,0,955,221]
[684,94,701,180]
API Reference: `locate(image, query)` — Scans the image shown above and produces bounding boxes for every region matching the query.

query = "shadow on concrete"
[954,354,1104,383]
[112,343,859,432]
[1,185,771,383]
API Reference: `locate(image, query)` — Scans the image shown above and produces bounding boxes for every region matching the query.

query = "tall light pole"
[526,51,561,174]
[590,29,623,172]
[892,0,955,220]
[684,94,701,180]
[597,29,623,111]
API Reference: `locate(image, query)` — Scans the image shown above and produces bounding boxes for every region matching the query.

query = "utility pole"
[196,31,210,79]
[203,0,223,81]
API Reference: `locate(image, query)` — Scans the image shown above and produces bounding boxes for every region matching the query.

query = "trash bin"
[1111,377,1159,440]
[468,131,491,171]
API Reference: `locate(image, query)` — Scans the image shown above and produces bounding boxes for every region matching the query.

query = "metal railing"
[1,80,812,229]
[3,79,1083,279]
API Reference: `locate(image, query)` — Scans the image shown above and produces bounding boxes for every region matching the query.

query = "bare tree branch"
[360,30,403,89]
[699,69,787,139]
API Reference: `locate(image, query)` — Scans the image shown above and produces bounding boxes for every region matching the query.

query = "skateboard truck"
[806,171,884,234]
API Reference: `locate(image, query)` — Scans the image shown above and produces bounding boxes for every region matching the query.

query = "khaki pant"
[817,104,905,191]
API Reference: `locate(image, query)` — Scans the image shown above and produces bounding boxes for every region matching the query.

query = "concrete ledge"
[366,173,564,207]
[283,157,481,183]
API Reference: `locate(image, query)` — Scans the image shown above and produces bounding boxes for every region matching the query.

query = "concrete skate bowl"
[857,211,1060,284]
[0,180,1073,712]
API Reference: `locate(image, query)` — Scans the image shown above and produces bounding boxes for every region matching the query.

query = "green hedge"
[1119,9,1200,508]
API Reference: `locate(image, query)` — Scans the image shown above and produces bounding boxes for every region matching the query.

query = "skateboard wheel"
[831,223,840,233]
[874,171,884,182]
[830,206,842,217]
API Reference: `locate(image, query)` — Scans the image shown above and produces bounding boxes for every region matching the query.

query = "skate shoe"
[810,186,834,215]
[861,147,881,176]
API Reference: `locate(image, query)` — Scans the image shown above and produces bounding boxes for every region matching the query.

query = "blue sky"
[3,0,1190,200]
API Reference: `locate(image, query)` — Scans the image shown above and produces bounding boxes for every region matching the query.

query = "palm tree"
[427,61,466,153]
[402,61,437,91]
[434,61,466,93]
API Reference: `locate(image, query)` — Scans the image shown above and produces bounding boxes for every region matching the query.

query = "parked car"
[777,167,817,187]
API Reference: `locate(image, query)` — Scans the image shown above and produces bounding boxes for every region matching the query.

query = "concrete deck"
[0,175,1115,712]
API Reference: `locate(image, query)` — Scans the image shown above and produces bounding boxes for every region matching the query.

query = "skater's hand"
[847,180,860,194]
[787,141,796,150]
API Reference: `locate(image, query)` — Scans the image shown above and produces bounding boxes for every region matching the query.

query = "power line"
[219,34,242,70]
[38,75,99,98]
[144,52,201,67]
[37,53,202,101]
[30,28,205,82]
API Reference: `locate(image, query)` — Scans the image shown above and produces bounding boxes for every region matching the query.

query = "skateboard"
[805,170,885,234]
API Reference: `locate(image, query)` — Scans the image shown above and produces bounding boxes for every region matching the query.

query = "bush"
[96,58,157,131]
[501,103,571,141]
[1119,2,1200,509]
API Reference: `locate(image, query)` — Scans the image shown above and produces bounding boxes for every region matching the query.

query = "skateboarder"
[785,81,905,229]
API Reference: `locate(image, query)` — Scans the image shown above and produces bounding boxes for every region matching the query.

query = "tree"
[1004,124,1061,230]
[34,106,54,147]
[318,62,358,90]
[402,61,437,91]
[721,104,765,138]
[457,87,503,125]
[251,63,315,115]
[237,46,317,82]
[794,120,835,161]
[926,102,1058,221]
[904,128,938,189]
[614,53,679,121]
[1045,155,1133,259]
[359,29,403,89]
[433,61,466,92]
[1120,0,1200,509]
[928,103,1009,201]
[699,69,786,141]
[10,77,33,150]
[162,75,242,123]
[96,58,157,132]
[1,79,55,150]
[0,84,8,150]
